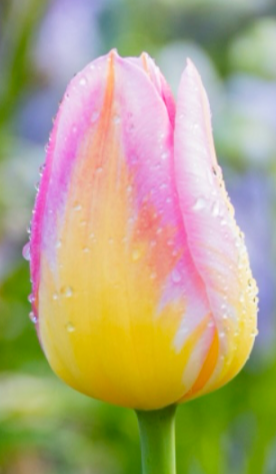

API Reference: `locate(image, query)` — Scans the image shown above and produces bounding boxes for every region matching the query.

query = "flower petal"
[126,52,175,126]
[31,52,214,409]
[174,59,258,400]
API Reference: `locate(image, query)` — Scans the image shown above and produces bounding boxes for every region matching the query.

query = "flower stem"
[136,405,177,474]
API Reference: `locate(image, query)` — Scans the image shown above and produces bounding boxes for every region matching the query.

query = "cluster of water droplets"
[190,158,259,350]
[22,148,49,324]
[52,286,76,333]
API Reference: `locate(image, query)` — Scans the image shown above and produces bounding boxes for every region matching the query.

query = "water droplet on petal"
[79,77,87,86]
[28,293,35,303]
[39,163,46,176]
[132,249,141,261]
[56,239,62,249]
[53,293,58,301]
[212,201,220,217]
[29,311,38,324]
[239,293,245,303]
[61,286,73,298]
[22,243,31,261]
[192,197,206,211]
[172,269,181,283]
[73,203,82,211]
[66,322,75,333]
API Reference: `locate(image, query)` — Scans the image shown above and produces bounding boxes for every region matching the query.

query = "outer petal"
[126,52,175,126]
[174,59,258,401]
[30,52,218,409]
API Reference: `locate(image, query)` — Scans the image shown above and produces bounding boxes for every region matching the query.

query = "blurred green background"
[1,0,276,473]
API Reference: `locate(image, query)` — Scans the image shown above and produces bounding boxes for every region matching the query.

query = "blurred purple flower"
[227,171,276,354]
[34,0,105,84]
[224,75,276,166]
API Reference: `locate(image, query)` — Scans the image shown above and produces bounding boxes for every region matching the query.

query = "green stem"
[136,405,177,474]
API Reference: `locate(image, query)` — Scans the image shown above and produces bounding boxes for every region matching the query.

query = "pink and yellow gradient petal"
[174,59,258,401]
[29,51,258,410]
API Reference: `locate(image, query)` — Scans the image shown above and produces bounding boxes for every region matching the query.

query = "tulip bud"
[27,50,258,410]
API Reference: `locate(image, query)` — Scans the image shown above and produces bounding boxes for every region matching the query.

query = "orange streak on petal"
[141,52,149,73]
[183,328,219,400]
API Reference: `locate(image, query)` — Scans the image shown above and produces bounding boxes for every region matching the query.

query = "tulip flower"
[25,50,258,474]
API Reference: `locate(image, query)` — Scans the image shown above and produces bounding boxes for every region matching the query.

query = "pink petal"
[126,53,175,126]
[174,59,258,397]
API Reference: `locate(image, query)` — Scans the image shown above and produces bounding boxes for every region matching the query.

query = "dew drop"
[161,152,168,160]
[132,249,141,261]
[192,197,206,211]
[29,311,38,324]
[83,247,90,253]
[61,286,73,298]
[52,293,58,301]
[73,203,82,211]
[39,163,46,175]
[212,201,220,217]
[28,293,35,304]
[22,242,31,261]
[172,269,181,283]
[79,77,87,86]
[66,322,75,333]
[239,293,245,303]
